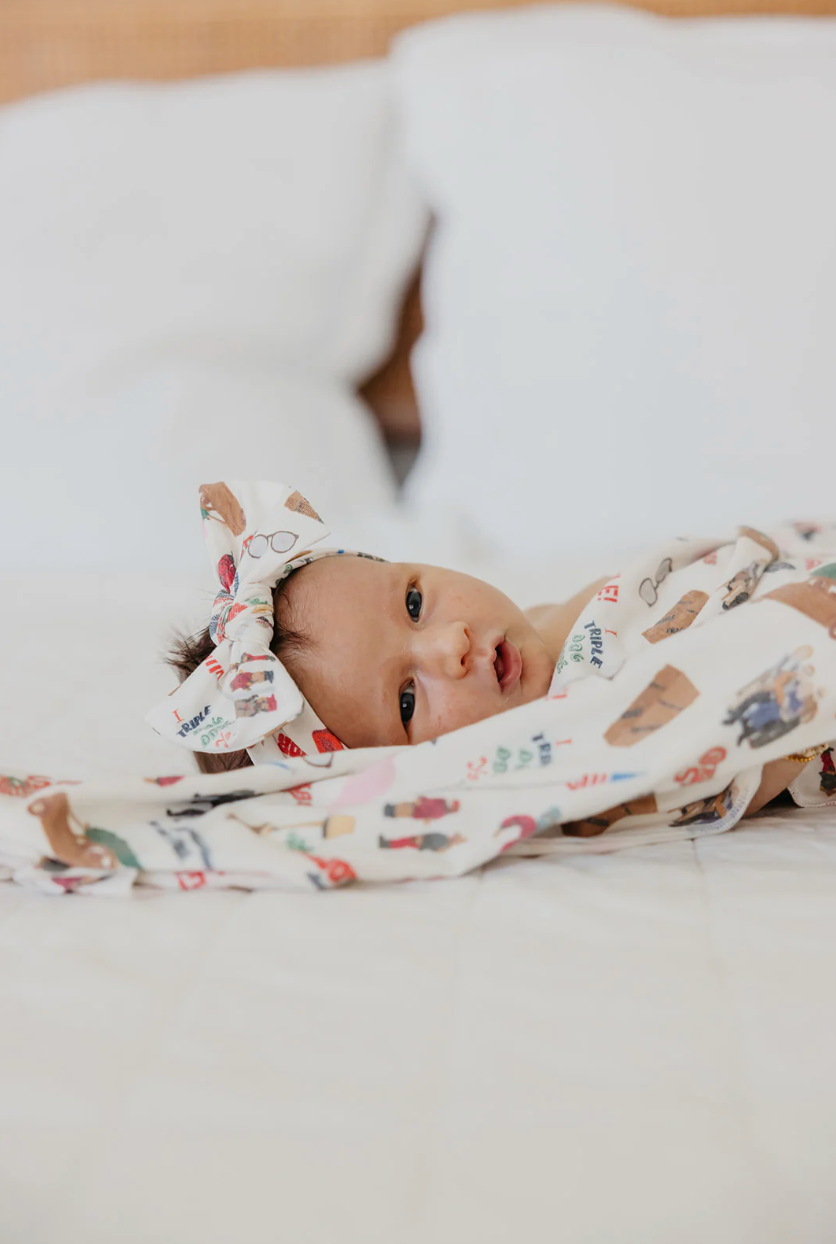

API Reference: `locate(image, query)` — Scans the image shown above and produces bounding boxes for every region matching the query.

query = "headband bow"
[145,481,379,765]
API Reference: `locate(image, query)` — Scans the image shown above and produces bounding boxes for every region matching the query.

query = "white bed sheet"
[2,565,836,1244]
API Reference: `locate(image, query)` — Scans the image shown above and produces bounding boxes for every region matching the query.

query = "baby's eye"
[406,586,423,622]
[400,683,416,727]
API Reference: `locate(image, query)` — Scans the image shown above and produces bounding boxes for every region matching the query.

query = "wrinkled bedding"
[4,523,836,895]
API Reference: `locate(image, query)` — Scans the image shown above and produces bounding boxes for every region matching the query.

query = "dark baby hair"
[164,581,309,775]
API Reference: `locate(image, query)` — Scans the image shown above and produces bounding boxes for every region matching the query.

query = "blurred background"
[2,4,836,1243]
[3,0,836,586]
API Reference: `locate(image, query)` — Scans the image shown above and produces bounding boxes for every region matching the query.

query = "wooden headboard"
[3,0,834,449]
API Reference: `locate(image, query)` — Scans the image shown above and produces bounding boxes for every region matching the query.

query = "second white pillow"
[395,5,836,565]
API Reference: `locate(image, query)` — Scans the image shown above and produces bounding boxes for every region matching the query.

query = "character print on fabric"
[288,782,312,804]
[555,630,586,677]
[199,483,247,535]
[493,807,564,851]
[246,596,274,623]
[585,621,604,667]
[672,782,737,826]
[378,796,463,847]
[38,864,103,895]
[284,490,322,522]
[27,793,119,870]
[165,789,257,819]
[217,553,237,592]
[560,794,658,838]
[244,529,299,559]
[493,745,534,773]
[230,669,274,692]
[304,856,356,888]
[566,771,643,789]
[792,522,822,542]
[639,558,673,607]
[302,753,335,768]
[384,797,461,820]
[466,756,488,781]
[554,622,609,677]
[174,872,208,891]
[312,730,345,753]
[269,733,343,761]
[227,811,355,840]
[0,774,54,798]
[284,832,314,852]
[817,748,836,796]
[84,829,141,869]
[722,563,763,611]
[738,527,781,563]
[152,822,213,869]
[604,666,699,747]
[173,705,213,740]
[763,564,836,639]
[276,733,306,757]
[200,717,234,749]
[235,694,278,719]
[532,734,554,765]
[227,811,287,838]
[210,592,246,644]
[501,806,564,841]
[724,646,820,749]
[642,590,709,643]
[596,578,620,604]
[378,831,466,852]
[322,815,355,838]
[674,746,726,787]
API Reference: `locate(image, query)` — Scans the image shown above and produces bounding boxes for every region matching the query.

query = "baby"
[168,555,609,751]
[166,527,796,819]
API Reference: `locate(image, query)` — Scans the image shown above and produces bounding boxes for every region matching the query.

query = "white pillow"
[394,6,836,567]
[0,63,428,572]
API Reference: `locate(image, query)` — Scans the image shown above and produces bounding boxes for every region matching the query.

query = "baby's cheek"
[426,686,502,741]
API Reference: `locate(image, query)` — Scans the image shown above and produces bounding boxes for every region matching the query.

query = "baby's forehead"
[295,552,395,588]
[281,553,399,621]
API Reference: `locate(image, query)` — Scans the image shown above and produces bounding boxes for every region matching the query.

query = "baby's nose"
[419,622,471,679]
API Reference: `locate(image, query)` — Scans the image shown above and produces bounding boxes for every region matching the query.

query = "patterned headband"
[145,481,381,765]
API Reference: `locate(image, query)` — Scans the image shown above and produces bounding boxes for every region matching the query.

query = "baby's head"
[169,553,554,773]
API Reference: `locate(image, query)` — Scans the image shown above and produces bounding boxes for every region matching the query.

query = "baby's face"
[279,555,554,748]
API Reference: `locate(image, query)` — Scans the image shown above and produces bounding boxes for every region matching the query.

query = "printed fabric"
[3,522,836,895]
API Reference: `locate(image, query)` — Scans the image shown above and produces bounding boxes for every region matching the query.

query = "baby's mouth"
[493,639,522,692]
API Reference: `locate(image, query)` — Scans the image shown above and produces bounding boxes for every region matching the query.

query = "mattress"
[2,567,836,1244]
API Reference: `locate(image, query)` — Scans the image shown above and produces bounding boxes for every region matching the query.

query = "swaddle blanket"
[3,522,836,895]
